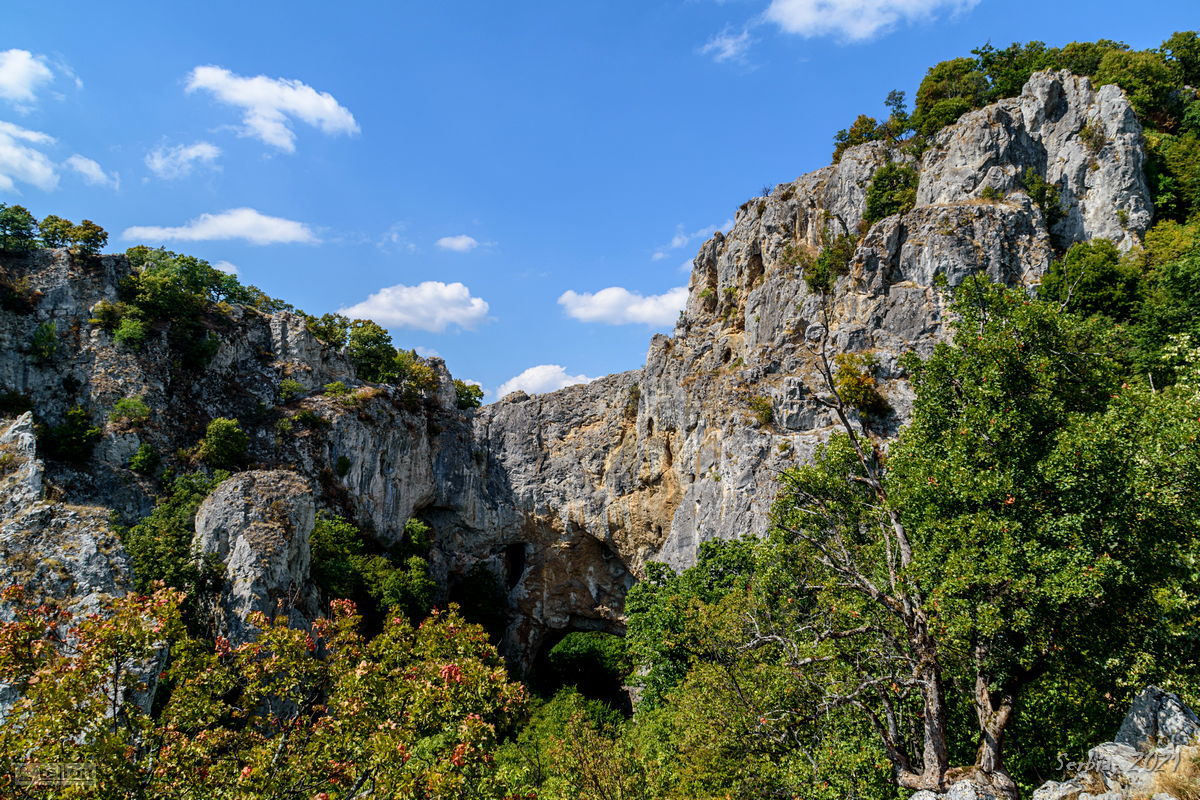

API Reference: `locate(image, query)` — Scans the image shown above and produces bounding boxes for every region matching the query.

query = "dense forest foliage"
[3,29,1200,800]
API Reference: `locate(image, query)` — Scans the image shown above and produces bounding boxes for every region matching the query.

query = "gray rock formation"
[1116,687,1200,749]
[194,470,317,643]
[0,69,1155,668]
[1027,690,1200,800]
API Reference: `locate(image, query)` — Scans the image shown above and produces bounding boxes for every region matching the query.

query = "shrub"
[804,233,857,294]
[89,299,127,332]
[1079,121,1107,154]
[833,352,888,416]
[863,162,919,224]
[747,395,774,426]
[113,316,148,349]
[454,379,484,409]
[278,378,304,401]
[913,57,989,137]
[335,454,351,477]
[1022,167,1063,227]
[128,442,160,474]
[309,514,437,624]
[42,406,101,463]
[117,471,227,621]
[199,417,247,470]
[29,321,59,364]
[110,395,151,427]
[324,381,351,399]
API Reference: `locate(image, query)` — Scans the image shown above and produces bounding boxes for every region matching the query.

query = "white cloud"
[0,49,55,110]
[213,260,239,276]
[185,65,359,152]
[436,234,480,253]
[122,208,319,245]
[339,281,489,333]
[145,141,221,179]
[413,346,441,358]
[652,219,732,260]
[700,28,754,64]
[0,120,58,192]
[497,365,595,398]
[64,154,119,190]
[763,0,979,41]
[559,286,688,327]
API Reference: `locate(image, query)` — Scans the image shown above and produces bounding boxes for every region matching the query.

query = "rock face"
[0,70,1155,667]
[194,470,317,643]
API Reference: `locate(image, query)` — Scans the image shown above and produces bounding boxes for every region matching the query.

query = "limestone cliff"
[0,70,1153,667]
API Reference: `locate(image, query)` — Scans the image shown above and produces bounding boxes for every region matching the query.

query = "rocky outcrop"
[194,470,317,643]
[1028,688,1200,800]
[0,69,1156,668]
[472,69,1151,595]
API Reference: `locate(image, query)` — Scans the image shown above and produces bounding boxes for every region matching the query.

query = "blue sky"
[3,1,1195,398]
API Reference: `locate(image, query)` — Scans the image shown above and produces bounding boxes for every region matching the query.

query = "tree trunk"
[974,670,1018,800]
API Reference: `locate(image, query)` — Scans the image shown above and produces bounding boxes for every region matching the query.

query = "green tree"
[68,219,108,256]
[306,312,351,348]
[1094,49,1181,125]
[831,114,883,162]
[119,471,227,600]
[454,379,485,409]
[863,161,918,224]
[37,214,74,248]
[1038,238,1143,321]
[0,204,38,252]
[199,417,248,470]
[913,57,990,137]
[1162,30,1200,87]
[761,278,1200,795]
[347,319,399,382]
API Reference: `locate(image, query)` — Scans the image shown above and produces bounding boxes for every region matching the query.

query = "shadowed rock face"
[0,71,1152,667]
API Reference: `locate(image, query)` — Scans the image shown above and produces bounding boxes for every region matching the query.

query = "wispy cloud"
[497,365,595,398]
[652,219,732,260]
[123,208,319,245]
[185,65,359,152]
[700,27,754,64]
[146,141,221,179]
[339,281,489,333]
[213,260,239,276]
[763,0,979,41]
[378,221,418,253]
[64,154,119,190]
[559,286,688,327]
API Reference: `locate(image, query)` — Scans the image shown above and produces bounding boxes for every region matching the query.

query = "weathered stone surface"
[194,470,317,643]
[1115,686,1200,748]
